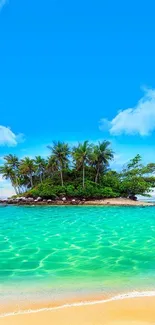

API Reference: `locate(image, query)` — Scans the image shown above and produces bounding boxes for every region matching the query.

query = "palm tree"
[90,141,114,183]
[4,154,19,167]
[48,141,70,186]
[72,141,92,188]
[4,154,20,192]
[20,157,35,188]
[0,164,18,194]
[35,156,46,183]
[47,155,58,176]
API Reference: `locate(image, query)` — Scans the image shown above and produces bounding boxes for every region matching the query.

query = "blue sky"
[1,0,155,196]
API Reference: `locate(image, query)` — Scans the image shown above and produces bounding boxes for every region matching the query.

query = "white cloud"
[0,0,7,10]
[100,88,155,136]
[0,125,24,147]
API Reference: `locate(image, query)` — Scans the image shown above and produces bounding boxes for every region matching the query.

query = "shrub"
[100,187,120,198]
[66,185,76,197]
[27,183,56,199]
[26,180,120,199]
[120,177,151,197]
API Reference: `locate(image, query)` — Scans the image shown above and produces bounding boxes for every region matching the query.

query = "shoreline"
[1,293,155,324]
[1,198,154,207]
[1,290,155,316]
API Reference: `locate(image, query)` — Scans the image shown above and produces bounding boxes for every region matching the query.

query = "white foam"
[0,291,155,318]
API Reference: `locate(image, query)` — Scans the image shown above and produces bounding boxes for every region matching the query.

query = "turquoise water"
[0,206,155,299]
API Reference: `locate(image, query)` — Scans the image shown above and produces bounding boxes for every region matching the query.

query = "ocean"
[0,205,155,310]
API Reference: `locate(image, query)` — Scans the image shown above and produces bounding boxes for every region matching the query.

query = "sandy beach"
[0,296,155,325]
[82,198,154,206]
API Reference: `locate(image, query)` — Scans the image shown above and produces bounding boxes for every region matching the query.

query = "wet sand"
[1,296,155,325]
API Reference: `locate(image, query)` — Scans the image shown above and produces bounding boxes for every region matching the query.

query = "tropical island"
[0,140,155,206]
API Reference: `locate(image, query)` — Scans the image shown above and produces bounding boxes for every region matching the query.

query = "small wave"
[1,290,155,318]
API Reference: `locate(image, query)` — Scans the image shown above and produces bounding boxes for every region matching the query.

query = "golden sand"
[82,198,153,206]
[0,297,155,325]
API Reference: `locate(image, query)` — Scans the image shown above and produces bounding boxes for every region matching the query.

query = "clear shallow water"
[0,206,155,299]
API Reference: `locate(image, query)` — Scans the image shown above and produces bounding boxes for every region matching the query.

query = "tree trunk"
[83,164,85,188]
[30,174,33,188]
[95,167,100,183]
[11,177,18,195]
[18,186,22,194]
[15,174,19,192]
[13,173,20,194]
[14,186,18,195]
[60,169,64,186]
[40,173,43,183]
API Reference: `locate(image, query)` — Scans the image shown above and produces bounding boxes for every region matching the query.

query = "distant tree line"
[0,141,155,199]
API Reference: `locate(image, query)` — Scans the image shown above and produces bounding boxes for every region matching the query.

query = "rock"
[7,199,14,204]
[47,199,52,203]
[13,199,19,203]
[21,197,27,201]
[43,199,47,202]
[36,197,42,202]
[18,197,26,201]
[62,197,67,201]
[27,198,34,202]
[129,195,137,201]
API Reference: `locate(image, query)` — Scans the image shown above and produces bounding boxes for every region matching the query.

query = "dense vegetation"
[0,141,155,200]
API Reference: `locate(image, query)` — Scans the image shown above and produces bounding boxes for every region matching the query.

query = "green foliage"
[48,141,70,186]
[27,183,56,199]
[0,142,155,200]
[101,171,121,191]
[120,177,151,197]
[72,140,92,188]
[90,141,114,183]
[74,182,119,199]
[65,185,75,196]
[26,179,120,199]
[100,187,120,198]
[119,155,154,197]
